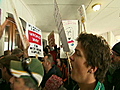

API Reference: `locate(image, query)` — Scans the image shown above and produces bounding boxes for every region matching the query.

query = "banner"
[26,23,43,57]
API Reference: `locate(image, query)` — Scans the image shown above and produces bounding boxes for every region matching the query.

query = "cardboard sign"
[48,31,55,47]
[26,23,43,57]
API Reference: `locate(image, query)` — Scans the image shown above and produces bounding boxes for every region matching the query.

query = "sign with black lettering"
[26,23,43,57]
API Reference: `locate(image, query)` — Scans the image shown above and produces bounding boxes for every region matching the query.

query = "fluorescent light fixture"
[92,3,101,11]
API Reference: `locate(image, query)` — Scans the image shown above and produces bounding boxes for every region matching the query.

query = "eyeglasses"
[22,59,39,87]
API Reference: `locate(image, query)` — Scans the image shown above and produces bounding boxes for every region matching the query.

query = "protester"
[41,54,63,89]
[104,42,120,90]
[70,33,111,90]
[10,58,44,90]
[0,55,19,90]
[0,50,12,79]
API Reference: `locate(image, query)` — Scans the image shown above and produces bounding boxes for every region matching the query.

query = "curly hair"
[77,33,111,82]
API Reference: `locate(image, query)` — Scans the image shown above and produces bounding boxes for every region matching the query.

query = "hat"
[10,58,44,86]
[112,42,120,55]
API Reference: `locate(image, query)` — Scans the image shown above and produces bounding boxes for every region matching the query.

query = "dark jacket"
[40,65,62,88]
[112,68,120,90]
[104,68,120,90]
[0,78,11,90]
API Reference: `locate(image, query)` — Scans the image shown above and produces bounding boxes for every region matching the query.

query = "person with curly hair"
[70,33,111,90]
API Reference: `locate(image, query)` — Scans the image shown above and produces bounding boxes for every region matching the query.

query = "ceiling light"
[92,3,101,11]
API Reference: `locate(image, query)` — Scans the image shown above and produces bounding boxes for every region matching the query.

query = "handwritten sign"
[26,23,43,57]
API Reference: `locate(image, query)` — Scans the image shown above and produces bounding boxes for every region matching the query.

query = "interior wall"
[100,31,117,49]
[0,0,35,55]
[6,0,35,25]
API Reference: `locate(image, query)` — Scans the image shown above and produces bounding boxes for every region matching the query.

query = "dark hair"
[11,48,23,55]
[0,55,19,75]
[112,42,120,55]
[4,50,11,56]
[77,33,111,82]
[45,54,54,66]
[44,45,50,55]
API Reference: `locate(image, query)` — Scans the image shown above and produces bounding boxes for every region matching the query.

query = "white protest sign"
[78,5,87,32]
[60,20,78,58]
[26,23,43,57]
[54,0,70,52]
[62,20,78,50]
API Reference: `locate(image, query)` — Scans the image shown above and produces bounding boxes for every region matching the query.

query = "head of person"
[0,55,19,82]
[112,42,120,63]
[11,48,23,59]
[56,58,61,66]
[43,45,50,55]
[4,50,11,56]
[70,33,111,84]
[43,54,54,73]
[10,58,44,90]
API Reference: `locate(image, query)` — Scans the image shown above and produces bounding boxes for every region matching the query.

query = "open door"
[4,17,23,51]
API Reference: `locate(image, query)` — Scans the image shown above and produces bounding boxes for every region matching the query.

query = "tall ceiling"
[22,0,120,35]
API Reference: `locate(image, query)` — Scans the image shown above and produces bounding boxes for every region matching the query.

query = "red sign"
[28,30,41,45]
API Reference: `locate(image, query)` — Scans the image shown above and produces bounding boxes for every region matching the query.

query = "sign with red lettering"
[26,23,43,57]
[60,20,78,58]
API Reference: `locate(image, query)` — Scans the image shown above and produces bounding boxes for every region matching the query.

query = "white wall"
[100,31,119,49]
[0,0,35,55]
[5,0,35,25]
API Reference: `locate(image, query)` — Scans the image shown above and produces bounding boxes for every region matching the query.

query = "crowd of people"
[0,32,120,90]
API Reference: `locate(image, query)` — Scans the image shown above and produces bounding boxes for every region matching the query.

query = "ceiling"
[22,0,120,35]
